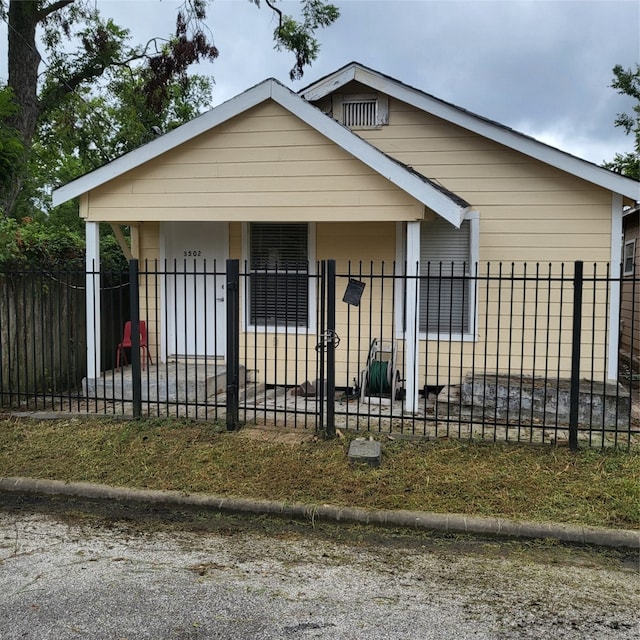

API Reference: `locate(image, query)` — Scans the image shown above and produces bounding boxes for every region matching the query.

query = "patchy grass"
[0,417,638,530]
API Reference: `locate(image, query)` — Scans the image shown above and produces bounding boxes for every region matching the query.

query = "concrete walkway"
[1,477,637,550]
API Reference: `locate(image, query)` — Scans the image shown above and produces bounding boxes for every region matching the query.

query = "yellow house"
[52,63,640,413]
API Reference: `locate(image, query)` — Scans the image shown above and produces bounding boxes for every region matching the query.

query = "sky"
[1,0,639,166]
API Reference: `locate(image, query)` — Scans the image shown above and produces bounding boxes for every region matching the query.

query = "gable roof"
[52,78,470,227]
[300,62,640,201]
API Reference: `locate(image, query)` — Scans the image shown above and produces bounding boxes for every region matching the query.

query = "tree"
[0,86,24,214]
[603,64,640,181]
[14,65,215,224]
[0,0,340,217]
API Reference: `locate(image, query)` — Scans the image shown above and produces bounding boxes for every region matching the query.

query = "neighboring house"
[52,62,640,411]
[621,203,640,370]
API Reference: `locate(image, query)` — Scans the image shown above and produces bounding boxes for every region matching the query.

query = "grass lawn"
[0,416,638,530]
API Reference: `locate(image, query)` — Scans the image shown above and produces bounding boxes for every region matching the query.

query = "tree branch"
[37,0,76,21]
[264,0,283,28]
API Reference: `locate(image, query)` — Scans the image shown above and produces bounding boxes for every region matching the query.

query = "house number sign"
[183,250,202,257]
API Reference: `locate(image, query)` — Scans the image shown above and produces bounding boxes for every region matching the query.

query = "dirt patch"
[234,424,318,445]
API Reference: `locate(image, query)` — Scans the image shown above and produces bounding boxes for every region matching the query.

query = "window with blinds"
[249,223,309,327]
[419,218,471,334]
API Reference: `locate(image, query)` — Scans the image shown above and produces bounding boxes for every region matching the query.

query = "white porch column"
[85,222,101,380]
[405,221,421,413]
[608,193,623,381]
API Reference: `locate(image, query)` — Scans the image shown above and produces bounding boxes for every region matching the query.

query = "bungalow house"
[52,62,640,413]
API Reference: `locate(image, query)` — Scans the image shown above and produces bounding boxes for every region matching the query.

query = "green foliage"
[269,0,340,80]
[0,87,25,209]
[100,234,129,272]
[0,215,127,272]
[8,58,212,273]
[0,217,23,267]
[3,0,339,237]
[0,216,84,270]
[39,16,132,114]
[603,64,640,181]
[15,65,214,221]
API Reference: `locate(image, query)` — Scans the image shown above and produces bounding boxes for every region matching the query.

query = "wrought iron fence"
[0,259,637,449]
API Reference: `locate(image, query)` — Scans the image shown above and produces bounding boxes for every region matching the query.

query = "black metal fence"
[0,259,637,449]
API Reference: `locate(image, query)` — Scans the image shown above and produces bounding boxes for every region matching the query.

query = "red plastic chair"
[116,321,153,370]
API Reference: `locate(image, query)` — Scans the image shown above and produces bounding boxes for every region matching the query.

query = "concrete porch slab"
[83,362,245,403]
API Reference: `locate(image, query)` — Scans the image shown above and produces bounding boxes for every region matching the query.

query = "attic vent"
[332,93,389,129]
[343,98,377,127]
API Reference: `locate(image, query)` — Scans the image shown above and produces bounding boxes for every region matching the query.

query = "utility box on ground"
[348,438,382,467]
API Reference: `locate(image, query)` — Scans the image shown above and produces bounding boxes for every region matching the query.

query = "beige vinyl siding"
[133,221,398,382]
[409,264,610,386]
[86,101,423,223]
[238,222,398,385]
[357,96,613,264]
[316,221,397,265]
[320,222,398,388]
[352,94,614,383]
[229,222,242,260]
[135,223,610,386]
[136,222,161,358]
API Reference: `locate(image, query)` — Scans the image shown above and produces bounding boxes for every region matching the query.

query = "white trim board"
[608,194,623,381]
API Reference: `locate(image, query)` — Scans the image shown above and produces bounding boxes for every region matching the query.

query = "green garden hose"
[367,359,391,395]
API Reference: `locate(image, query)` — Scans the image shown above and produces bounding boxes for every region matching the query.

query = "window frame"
[395,212,479,342]
[623,238,636,276]
[242,222,316,333]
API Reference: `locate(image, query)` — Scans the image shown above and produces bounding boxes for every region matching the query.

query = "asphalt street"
[0,502,638,639]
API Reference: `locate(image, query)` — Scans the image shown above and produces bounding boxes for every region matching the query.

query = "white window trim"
[623,238,636,276]
[241,222,317,334]
[395,211,480,342]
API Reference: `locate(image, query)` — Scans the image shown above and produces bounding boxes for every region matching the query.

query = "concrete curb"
[1,476,638,550]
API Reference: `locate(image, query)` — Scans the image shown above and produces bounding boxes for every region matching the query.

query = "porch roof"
[52,78,470,228]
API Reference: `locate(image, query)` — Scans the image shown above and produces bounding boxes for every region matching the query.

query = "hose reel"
[359,339,400,401]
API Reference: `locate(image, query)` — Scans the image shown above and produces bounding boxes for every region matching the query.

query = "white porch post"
[608,193,623,381]
[405,221,420,413]
[86,222,101,380]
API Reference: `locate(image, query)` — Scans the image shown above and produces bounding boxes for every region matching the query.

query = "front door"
[163,222,227,359]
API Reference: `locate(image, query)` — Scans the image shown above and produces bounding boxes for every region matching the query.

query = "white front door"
[163,222,227,359]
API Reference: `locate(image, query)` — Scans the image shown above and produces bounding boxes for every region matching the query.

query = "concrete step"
[83,362,245,403]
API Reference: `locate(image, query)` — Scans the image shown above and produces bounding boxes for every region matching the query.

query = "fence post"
[326,259,336,437]
[318,261,326,431]
[128,259,142,419]
[226,259,240,431]
[569,260,583,451]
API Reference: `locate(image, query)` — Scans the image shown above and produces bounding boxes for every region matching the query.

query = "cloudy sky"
[2,0,639,165]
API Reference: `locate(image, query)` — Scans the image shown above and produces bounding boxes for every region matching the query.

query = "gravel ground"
[0,505,637,639]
